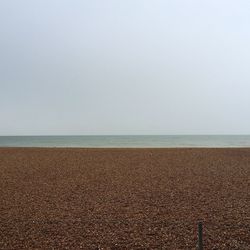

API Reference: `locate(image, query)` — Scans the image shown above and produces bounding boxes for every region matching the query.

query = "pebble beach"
[0,148,249,249]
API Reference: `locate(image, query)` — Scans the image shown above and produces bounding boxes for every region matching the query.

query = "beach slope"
[0,148,249,249]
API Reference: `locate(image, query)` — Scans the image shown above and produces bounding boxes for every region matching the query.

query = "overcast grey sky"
[1,0,250,135]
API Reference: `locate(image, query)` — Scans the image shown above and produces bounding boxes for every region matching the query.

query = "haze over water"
[1,1,250,136]
[1,135,250,148]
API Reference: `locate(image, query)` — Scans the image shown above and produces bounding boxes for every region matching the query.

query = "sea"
[0,135,250,148]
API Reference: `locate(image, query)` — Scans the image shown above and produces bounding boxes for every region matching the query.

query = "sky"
[1,0,250,135]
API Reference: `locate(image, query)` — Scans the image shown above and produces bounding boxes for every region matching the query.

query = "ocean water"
[0,135,250,148]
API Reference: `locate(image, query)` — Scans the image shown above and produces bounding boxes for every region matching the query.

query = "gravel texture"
[0,148,249,249]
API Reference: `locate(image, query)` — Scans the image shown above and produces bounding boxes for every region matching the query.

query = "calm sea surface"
[0,135,250,147]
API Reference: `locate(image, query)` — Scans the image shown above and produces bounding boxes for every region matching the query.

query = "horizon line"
[1,134,250,137]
